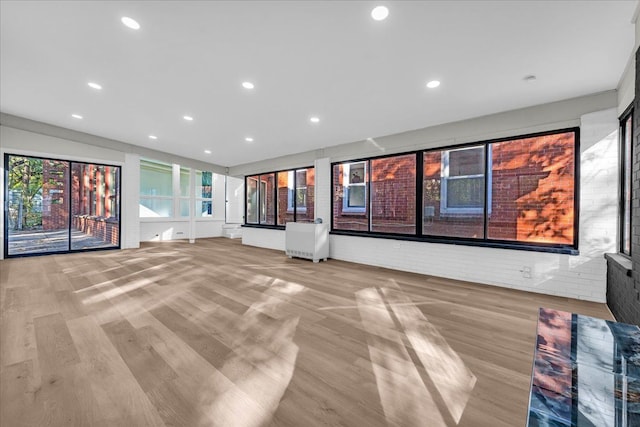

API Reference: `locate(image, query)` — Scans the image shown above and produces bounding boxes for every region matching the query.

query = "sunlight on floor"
[356,280,475,426]
[198,279,305,427]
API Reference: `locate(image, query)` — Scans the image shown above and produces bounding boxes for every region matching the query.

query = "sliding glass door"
[4,154,121,257]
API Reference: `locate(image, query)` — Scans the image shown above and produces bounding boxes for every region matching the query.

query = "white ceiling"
[0,1,636,168]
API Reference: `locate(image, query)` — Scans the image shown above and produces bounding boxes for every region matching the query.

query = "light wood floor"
[0,238,612,427]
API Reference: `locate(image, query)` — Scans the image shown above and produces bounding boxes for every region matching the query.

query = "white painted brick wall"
[242,227,286,252]
[314,157,331,224]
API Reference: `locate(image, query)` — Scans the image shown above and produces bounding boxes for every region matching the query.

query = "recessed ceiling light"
[310,116,320,123]
[245,137,254,142]
[149,135,158,140]
[183,115,194,121]
[242,81,255,89]
[88,82,102,90]
[371,6,389,21]
[121,17,140,30]
[523,75,537,82]
[426,80,441,89]
[71,114,83,119]
[204,149,212,154]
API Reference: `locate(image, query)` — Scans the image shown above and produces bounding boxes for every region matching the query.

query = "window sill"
[604,253,632,277]
[330,229,579,255]
[242,223,284,231]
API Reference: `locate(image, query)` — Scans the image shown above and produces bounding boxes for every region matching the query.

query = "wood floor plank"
[0,237,617,427]
[101,318,178,393]
[34,313,81,371]
[67,316,167,427]
[149,303,232,368]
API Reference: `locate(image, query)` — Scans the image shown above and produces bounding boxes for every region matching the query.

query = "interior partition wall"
[4,153,121,257]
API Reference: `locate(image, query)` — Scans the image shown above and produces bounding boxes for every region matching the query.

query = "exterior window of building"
[277,171,291,225]
[4,154,120,257]
[371,154,416,234]
[195,170,213,217]
[246,176,259,224]
[259,174,275,225]
[343,162,367,212]
[423,148,485,238]
[140,160,173,218]
[333,161,369,231]
[247,167,314,227]
[140,160,216,220]
[179,166,191,217]
[440,146,486,215]
[294,168,315,223]
[621,110,633,255]
[487,132,575,245]
[333,128,578,253]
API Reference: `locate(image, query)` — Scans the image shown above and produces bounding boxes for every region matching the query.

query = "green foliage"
[8,156,44,230]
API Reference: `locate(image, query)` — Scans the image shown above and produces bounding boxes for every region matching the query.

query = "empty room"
[1,1,639,426]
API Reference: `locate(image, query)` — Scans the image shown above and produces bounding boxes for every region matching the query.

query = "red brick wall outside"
[333,132,575,244]
[73,216,120,246]
[42,160,69,231]
[371,154,416,234]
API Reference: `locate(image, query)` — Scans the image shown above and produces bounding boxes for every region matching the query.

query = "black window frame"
[331,127,580,255]
[3,153,122,258]
[244,165,314,229]
[620,104,633,256]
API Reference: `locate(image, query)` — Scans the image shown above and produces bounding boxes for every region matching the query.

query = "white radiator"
[285,222,329,263]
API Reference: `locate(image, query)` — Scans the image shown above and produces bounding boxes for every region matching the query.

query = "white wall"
[240,95,619,302]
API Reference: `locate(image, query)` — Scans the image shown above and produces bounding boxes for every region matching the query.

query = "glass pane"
[71,163,120,250]
[623,116,632,254]
[449,148,483,176]
[347,186,366,207]
[295,168,315,223]
[277,171,292,225]
[487,132,575,244]
[180,167,190,197]
[139,198,173,218]
[446,176,483,208]
[371,154,416,234]
[333,162,369,231]
[246,176,258,223]
[196,200,212,217]
[179,199,190,217]
[7,155,70,255]
[196,171,213,198]
[259,174,275,225]
[140,160,172,196]
[423,149,485,238]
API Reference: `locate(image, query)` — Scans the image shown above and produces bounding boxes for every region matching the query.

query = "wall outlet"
[520,266,532,279]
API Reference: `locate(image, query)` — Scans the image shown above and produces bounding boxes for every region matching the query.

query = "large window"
[246,166,314,226]
[621,108,633,255]
[4,154,121,257]
[333,155,416,234]
[423,147,485,239]
[140,160,173,217]
[140,159,217,220]
[333,161,369,231]
[332,128,578,253]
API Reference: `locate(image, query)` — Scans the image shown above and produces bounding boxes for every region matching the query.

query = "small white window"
[440,146,491,215]
[342,162,366,213]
